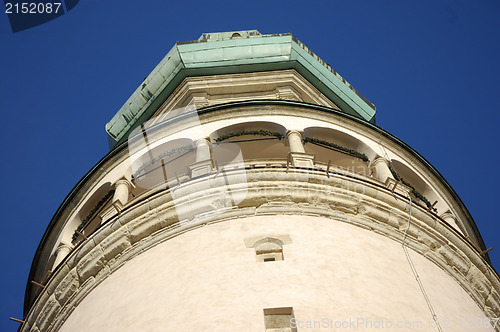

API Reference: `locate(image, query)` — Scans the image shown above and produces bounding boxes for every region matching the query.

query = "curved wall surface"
[57,215,495,331]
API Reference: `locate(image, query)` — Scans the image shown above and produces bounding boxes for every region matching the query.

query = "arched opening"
[210,122,288,163]
[390,160,439,211]
[303,127,374,176]
[71,182,114,244]
[131,138,197,190]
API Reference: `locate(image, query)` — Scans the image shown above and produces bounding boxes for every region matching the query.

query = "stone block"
[101,227,132,262]
[76,245,105,282]
[127,215,162,243]
[44,263,69,296]
[54,268,79,306]
[35,294,60,332]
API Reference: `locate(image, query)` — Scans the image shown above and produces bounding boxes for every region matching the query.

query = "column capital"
[439,210,466,235]
[56,242,73,252]
[371,155,395,183]
[285,129,303,139]
[53,242,74,269]
[113,177,134,190]
[113,177,134,206]
[194,137,211,146]
[370,155,389,167]
[439,210,456,221]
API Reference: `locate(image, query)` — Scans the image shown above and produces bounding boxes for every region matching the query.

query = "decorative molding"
[148,70,340,126]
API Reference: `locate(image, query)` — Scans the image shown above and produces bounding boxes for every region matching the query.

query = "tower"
[21,30,499,331]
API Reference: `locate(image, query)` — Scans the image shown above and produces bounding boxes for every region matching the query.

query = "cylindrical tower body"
[21,31,499,332]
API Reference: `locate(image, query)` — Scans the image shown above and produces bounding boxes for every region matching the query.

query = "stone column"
[287,130,305,153]
[195,138,211,162]
[370,155,394,183]
[188,138,213,177]
[53,242,73,268]
[371,156,410,196]
[113,179,133,206]
[440,210,464,235]
[100,178,134,221]
[286,130,314,167]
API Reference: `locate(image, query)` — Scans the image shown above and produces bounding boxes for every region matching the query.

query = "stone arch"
[390,159,440,210]
[49,181,114,274]
[69,182,114,244]
[303,126,375,175]
[130,137,197,190]
[209,121,288,161]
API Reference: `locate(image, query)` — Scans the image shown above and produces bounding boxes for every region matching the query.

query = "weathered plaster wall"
[58,215,495,331]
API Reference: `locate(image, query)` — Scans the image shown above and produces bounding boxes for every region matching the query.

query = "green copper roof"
[105,30,376,148]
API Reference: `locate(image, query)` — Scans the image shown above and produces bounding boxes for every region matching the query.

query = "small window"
[263,307,297,332]
[255,238,284,262]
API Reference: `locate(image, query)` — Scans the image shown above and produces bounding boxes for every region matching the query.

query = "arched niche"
[210,121,288,161]
[254,237,284,262]
[303,127,374,176]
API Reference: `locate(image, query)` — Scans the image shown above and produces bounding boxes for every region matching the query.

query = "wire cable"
[377,134,442,330]
[402,195,443,332]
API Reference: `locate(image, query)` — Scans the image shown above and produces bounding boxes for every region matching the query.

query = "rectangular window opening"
[257,250,283,262]
[263,307,297,332]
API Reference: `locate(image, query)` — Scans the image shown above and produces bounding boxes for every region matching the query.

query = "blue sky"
[1,0,499,330]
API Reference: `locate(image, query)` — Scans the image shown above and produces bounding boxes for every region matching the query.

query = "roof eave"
[105,33,376,148]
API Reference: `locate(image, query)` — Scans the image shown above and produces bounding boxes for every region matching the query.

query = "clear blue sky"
[1,0,499,330]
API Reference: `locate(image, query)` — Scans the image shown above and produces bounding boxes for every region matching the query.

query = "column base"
[100,200,123,223]
[385,177,411,197]
[289,152,315,168]
[188,159,214,178]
